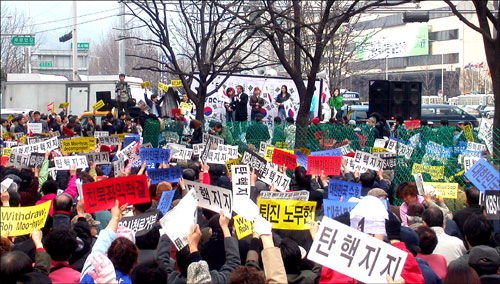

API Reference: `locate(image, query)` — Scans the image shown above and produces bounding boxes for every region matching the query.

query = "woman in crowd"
[275,85,291,121]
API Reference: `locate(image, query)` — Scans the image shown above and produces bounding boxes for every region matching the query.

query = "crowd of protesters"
[1,89,499,284]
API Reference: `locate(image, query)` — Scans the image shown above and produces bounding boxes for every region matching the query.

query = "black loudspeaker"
[96,91,113,111]
[389,81,408,120]
[407,82,422,120]
[369,80,391,119]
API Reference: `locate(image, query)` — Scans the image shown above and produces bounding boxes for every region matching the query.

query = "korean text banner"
[411,163,444,181]
[184,180,233,216]
[272,149,297,170]
[464,158,500,193]
[147,167,183,184]
[1,201,51,237]
[157,190,176,215]
[257,199,316,230]
[323,200,358,219]
[260,190,310,201]
[307,216,408,283]
[424,182,458,199]
[139,148,171,165]
[307,156,341,176]
[328,179,361,201]
[82,175,150,213]
[118,211,158,236]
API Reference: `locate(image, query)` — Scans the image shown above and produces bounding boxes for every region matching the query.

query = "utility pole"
[72,1,78,81]
[119,1,126,75]
[26,2,31,73]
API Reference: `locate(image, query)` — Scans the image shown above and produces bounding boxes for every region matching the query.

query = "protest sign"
[27,123,42,134]
[272,149,297,170]
[202,133,224,145]
[205,149,230,165]
[466,141,487,152]
[259,141,271,154]
[374,139,386,149]
[463,157,480,173]
[2,148,12,158]
[5,141,18,148]
[10,137,59,155]
[159,189,198,250]
[59,102,69,109]
[424,182,459,199]
[260,190,309,201]
[123,134,141,148]
[295,151,308,170]
[171,147,193,161]
[264,146,275,162]
[232,165,251,199]
[328,179,361,201]
[297,147,311,156]
[1,156,8,167]
[484,190,500,220]
[372,152,396,170]
[323,200,358,219]
[61,137,96,154]
[463,125,474,142]
[1,201,51,237]
[84,152,110,165]
[386,138,414,159]
[404,120,420,130]
[139,148,170,165]
[147,167,183,184]
[414,173,425,196]
[118,211,158,236]
[98,136,121,146]
[82,174,150,213]
[111,133,127,142]
[157,190,176,215]
[425,142,452,159]
[343,156,367,173]
[354,151,384,171]
[233,215,254,240]
[54,156,88,170]
[112,159,124,177]
[116,141,137,162]
[310,148,343,157]
[94,131,109,138]
[259,163,291,192]
[28,153,45,168]
[464,158,500,193]
[308,216,408,283]
[27,137,46,145]
[275,141,288,149]
[192,143,204,156]
[92,100,105,111]
[241,149,267,177]
[307,156,342,176]
[226,145,239,159]
[225,158,241,176]
[184,180,233,216]
[411,163,445,181]
[478,119,493,155]
[2,131,11,140]
[141,81,151,89]
[8,152,30,168]
[257,199,316,230]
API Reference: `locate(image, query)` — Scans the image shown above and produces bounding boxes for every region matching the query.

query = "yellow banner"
[298,147,311,156]
[61,137,96,154]
[2,132,11,140]
[1,201,51,237]
[225,158,241,176]
[264,146,275,162]
[141,81,151,89]
[6,114,13,122]
[257,199,316,230]
[179,102,193,115]
[92,99,105,111]
[158,82,169,92]
[425,182,459,199]
[233,215,254,240]
[59,102,69,109]
[19,135,27,144]
[463,125,474,142]
[2,148,12,157]
[275,142,289,149]
[411,163,445,181]
[171,79,182,87]
[111,133,127,142]
[370,147,387,153]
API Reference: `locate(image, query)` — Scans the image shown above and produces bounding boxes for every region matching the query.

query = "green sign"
[39,62,53,68]
[70,42,89,49]
[11,36,35,46]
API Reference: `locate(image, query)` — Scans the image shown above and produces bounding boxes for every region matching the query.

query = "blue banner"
[139,148,170,165]
[310,148,342,157]
[327,179,361,201]
[464,158,499,193]
[147,167,182,184]
[295,151,308,169]
[123,134,141,148]
[323,200,358,218]
[157,190,176,215]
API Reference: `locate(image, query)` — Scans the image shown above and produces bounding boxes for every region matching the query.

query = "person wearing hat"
[468,245,500,280]
[115,73,131,116]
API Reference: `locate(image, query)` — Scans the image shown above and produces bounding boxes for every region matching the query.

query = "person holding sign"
[179,93,193,116]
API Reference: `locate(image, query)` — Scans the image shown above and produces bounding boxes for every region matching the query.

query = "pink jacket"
[36,175,77,216]
[49,260,81,284]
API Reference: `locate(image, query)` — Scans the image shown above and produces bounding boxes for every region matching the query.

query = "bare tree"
[1,6,30,80]
[219,0,408,146]
[444,0,500,161]
[418,69,436,97]
[121,0,271,120]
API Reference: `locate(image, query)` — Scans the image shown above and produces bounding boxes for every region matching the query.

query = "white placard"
[48,167,57,180]
[205,149,229,165]
[192,143,204,156]
[260,190,310,201]
[463,157,480,173]
[112,159,124,177]
[353,151,384,171]
[202,133,224,145]
[159,189,198,250]
[478,119,493,155]
[84,152,111,165]
[308,216,408,283]
[8,152,30,168]
[184,180,232,216]
[1,178,14,192]
[10,137,59,154]
[116,141,137,161]
[386,138,414,159]
[374,139,386,149]
[53,156,88,170]
[98,136,121,146]
[232,165,251,199]
[5,141,18,148]
[259,162,291,192]
[94,131,109,138]
[466,142,487,152]
[413,173,425,196]
[259,141,272,155]
[171,147,193,160]
[27,123,42,134]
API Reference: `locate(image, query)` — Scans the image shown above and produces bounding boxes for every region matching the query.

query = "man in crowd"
[115,73,131,116]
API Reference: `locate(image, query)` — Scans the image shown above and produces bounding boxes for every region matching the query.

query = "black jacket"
[191,127,203,144]
[234,93,248,121]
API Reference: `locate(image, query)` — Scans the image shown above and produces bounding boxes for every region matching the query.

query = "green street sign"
[11,36,35,46]
[70,42,89,49]
[39,61,53,68]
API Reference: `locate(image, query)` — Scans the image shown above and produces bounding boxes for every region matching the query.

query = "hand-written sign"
[466,141,486,152]
[463,125,474,142]
[424,182,459,199]
[205,149,230,165]
[478,119,493,155]
[260,190,309,201]
[54,156,88,170]
[241,149,267,177]
[323,200,358,219]
[0,201,51,237]
[184,180,233,216]
[411,163,444,181]
[84,152,110,165]
[118,211,158,236]
[257,199,316,230]
[157,190,176,215]
[82,175,150,213]
[233,215,254,240]
[232,165,251,199]
[8,152,30,168]
[171,147,193,161]
[147,167,183,184]
[484,190,500,220]
[116,141,138,162]
[307,216,408,283]
[328,179,361,201]
[217,144,239,160]
[192,143,204,156]
[372,152,396,170]
[464,158,500,193]
[139,148,171,165]
[272,149,297,170]
[202,133,224,145]
[307,156,341,176]
[27,123,43,134]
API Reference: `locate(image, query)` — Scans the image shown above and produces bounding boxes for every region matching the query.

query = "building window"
[429,29,458,41]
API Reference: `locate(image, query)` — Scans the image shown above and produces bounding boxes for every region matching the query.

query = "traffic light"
[59,31,72,42]
[402,12,429,23]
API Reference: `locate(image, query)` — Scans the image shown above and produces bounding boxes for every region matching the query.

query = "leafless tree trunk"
[1,6,32,80]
